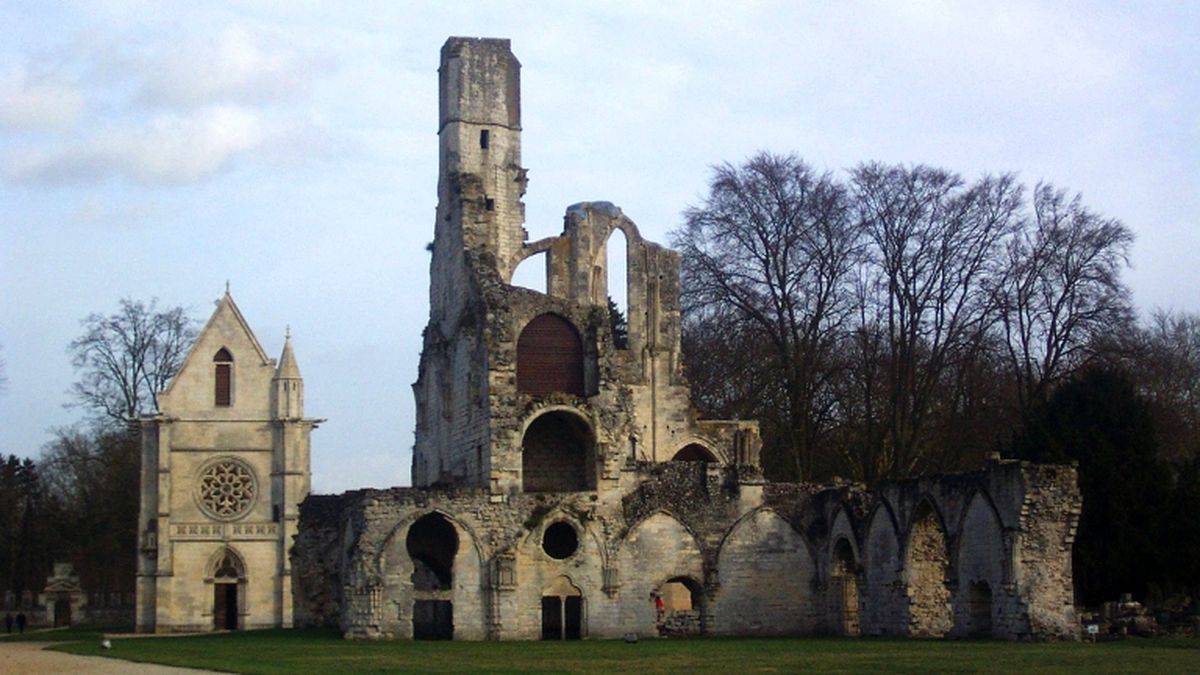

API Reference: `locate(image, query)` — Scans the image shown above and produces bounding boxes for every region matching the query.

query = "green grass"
[49,629,1199,674]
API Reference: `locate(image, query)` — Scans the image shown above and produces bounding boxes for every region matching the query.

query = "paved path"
[0,641,218,674]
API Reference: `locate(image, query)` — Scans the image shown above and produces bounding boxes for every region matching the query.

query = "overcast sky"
[1,1,1197,493]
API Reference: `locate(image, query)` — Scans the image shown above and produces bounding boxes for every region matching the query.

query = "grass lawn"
[48,629,1200,674]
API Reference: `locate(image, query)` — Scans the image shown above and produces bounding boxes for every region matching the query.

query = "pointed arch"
[904,497,953,637]
[616,511,704,636]
[602,227,628,349]
[207,545,246,580]
[672,443,717,462]
[712,507,816,636]
[953,490,1006,638]
[861,498,903,636]
[511,250,549,294]
[213,347,233,406]
[376,509,486,640]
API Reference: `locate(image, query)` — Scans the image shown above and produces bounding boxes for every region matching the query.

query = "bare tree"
[994,183,1134,415]
[69,298,198,429]
[847,164,1021,481]
[674,153,861,479]
[1135,310,1200,462]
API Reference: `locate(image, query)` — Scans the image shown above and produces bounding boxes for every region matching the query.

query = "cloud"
[6,105,267,185]
[0,65,84,131]
[137,24,335,109]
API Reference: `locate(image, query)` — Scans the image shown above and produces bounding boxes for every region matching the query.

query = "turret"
[272,328,303,420]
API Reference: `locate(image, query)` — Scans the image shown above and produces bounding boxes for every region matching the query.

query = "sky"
[1,1,1197,493]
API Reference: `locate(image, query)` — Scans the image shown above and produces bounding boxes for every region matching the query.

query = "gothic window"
[196,458,257,521]
[517,314,584,396]
[213,348,233,407]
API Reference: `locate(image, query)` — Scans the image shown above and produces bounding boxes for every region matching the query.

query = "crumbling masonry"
[291,37,1082,641]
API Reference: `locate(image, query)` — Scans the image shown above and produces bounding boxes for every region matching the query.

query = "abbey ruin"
[139,37,1082,641]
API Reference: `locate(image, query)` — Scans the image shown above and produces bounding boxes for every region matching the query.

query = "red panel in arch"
[517,314,585,396]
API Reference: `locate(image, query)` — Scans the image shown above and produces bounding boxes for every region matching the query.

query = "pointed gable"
[158,292,277,418]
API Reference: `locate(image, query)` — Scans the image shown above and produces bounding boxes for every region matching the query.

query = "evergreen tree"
[1010,368,1172,606]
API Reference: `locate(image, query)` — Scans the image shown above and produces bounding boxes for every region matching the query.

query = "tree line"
[673,152,1200,606]
[0,300,196,602]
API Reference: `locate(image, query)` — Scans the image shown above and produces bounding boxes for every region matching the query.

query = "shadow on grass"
[47,628,1200,675]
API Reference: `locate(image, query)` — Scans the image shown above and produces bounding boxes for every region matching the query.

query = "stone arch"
[712,508,816,636]
[616,511,705,636]
[540,575,584,640]
[378,509,485,640]
[830,537,861,636]
[207,545,246,580]
[953,490,1006,638]
[517,313,585,396]
[904,497,953,638]
[206,545,246,631]
[656,575,704,636]
[522,508,609,569]
[861,499,904,636]
[671,443,717,462]
[520,408,596,492]
[213,347,233,406]
[510,249,549,294]
[510,511,606,640]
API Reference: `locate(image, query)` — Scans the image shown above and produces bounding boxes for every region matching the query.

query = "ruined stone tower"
[412,37,760,492]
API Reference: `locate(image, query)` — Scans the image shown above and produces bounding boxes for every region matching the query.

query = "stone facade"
[136,293,317,632]
[289,37,1083,642]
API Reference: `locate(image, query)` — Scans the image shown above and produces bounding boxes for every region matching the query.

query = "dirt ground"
[0,640,216,674]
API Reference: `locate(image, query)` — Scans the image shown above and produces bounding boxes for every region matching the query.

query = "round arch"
[521,408,596,492]
[517,313,585,396]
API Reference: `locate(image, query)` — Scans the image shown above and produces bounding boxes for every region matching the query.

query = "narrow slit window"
[480,129,490,149]
[214,348,233,407]
[485,197,495,211]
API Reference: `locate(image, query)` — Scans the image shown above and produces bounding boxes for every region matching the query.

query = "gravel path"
[0,641,218,674]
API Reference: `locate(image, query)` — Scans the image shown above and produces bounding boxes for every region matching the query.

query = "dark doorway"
[53,598,71,627]
[407,513,459,640]
[564,596,582,639]
[522,410,596,492]
[407,513,458,591]
[214,583,238,630]
[413,600,454,640]
[541,576,583,640]
[541,596,562,639]
[968,580,993,638]
[541,595,582,640]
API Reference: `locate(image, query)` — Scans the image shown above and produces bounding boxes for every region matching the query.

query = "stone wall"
[295,457,1080,641]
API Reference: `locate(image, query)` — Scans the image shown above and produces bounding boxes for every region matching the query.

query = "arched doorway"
[541,576,583,640]
[522,410,596,492]
[517,314,585,396]
[830,538,860,636]
[656,576,703,636]
[210,547,245,631]
[905,501,953,637]
[407,513,458,640]
[671,443,717,462]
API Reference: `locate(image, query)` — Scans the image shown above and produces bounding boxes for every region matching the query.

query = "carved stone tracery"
[196,458,257,521]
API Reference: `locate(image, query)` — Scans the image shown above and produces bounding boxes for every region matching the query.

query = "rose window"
[197,458,257,520]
